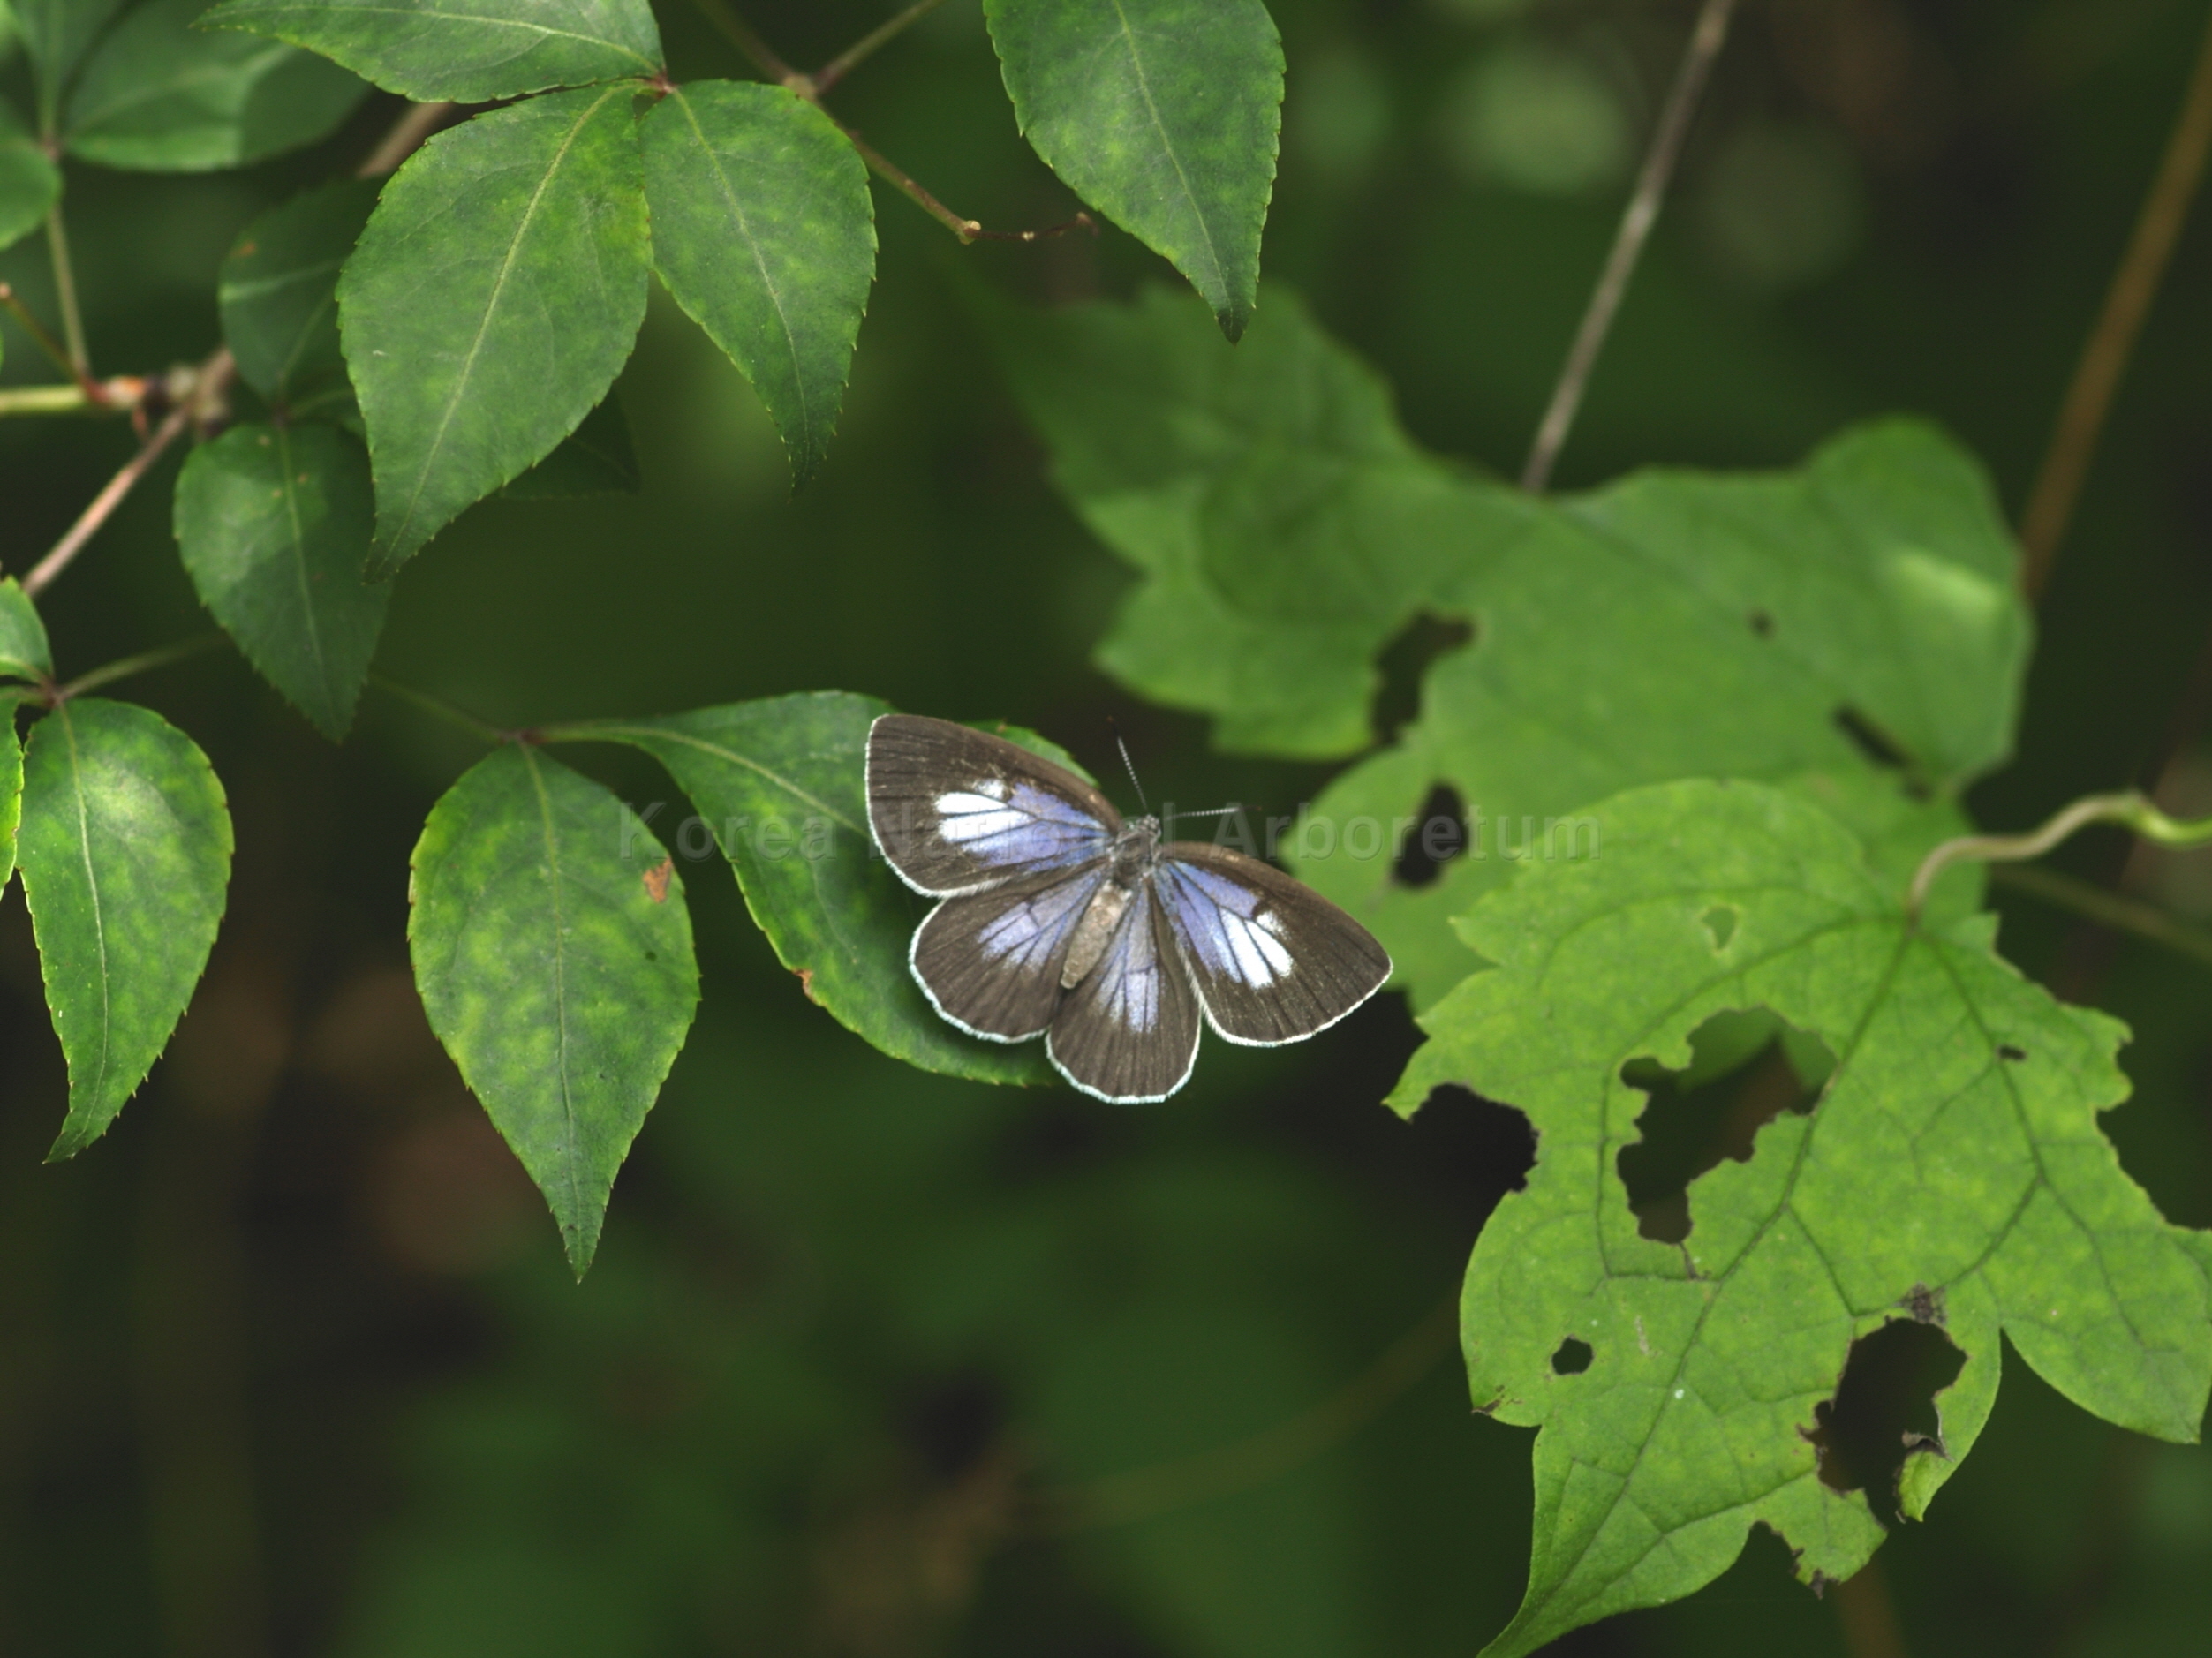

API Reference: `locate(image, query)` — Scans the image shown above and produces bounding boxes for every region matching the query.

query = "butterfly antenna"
[1165,803,1244,836]
[1106,716,1149,812]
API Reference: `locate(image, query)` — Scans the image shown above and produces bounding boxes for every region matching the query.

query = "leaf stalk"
[42,200,90,376]
[59,633,224,701]
[1908,789,2212,918]
[815,0,951,94]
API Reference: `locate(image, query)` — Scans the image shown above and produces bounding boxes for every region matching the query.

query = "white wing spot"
[936,788,1026,843]
[1220,908,1295,985]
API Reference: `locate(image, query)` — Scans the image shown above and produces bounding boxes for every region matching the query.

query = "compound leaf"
[409,744,698,1275]
[0,96,62,250]
[199,0,662,103]
[985,0,1281,340]
[218,177,375,413]
[639,79,874,487]
[174,420,388,739]
[16,698,233,1158]
[564,691,1058,1089]
[0,577,53,680]
[998,289,2028,1005]
[1392,779,2211,1657]
[339,86,649,574]
[64,0,367,172]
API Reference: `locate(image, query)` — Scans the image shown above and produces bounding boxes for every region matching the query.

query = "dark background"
[2,0,2209,1653]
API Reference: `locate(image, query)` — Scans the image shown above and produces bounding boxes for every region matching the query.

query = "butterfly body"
[867,716,1391,1103]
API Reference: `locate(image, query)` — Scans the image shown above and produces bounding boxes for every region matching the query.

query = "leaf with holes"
[409,744,698,1275]
[16,698,233,1157]
[996,288,2028,1005]
[199,0,663,103]
[63,0,367,172]
[0,577,52,681]
[1391,779,2212,1657]
[218,178,375,418]
[985,0,1281,341]
[0,96,61,251]
[640,79,875,487]
[563,692,1067,1089]
[339,87,649,574]
[174,421,388,739]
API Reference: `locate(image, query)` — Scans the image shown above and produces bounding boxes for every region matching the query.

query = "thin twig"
[690,0,1087,244]
[1991,863,2212,972]
[43,200,89,376]
[368,673,506,742]
[2018,5,2212,600]
[355,101,459,178]
[0,385,94,417]
[815,0,950,94]
[0,282,114,404]
[1906,788,2212,918]
[60,633,224,700]
[1031,1293,1456,1534]
[1521,0,1740,493]
[20,351,233,599]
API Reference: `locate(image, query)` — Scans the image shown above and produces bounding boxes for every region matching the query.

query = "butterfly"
[865,714,1393,1103]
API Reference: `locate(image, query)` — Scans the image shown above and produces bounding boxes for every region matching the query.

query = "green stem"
[1907,788,2212,917]
[43,201,89,376]
[1990,863,2212,971]
[815,0,950,93]
[0,385,94,416]
[0,281,100,396]
[688,0,805,87]
[369,673,505,742]
[61,633,223,700]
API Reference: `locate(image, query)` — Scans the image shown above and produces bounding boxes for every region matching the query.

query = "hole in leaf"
[1551,1337,1593,1375]
[1403,1083,1538,1238]
[1618,1011,1834,1244]
[1748,607,1775,638]
[1807,1318,1966,1525]
[1997,1043,2026,1062]
[1833,707,1931,798]
[1372,611,1475,745]
[1700,904,1739,951]
[1393,783,1468,888]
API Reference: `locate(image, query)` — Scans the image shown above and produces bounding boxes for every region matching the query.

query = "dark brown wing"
[910,863,1108,1042]
[866,715,1120,896]
[1152,843,1393,1046]
[1046,881,1203,1104]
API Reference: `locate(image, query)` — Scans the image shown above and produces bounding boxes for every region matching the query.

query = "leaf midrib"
[521,747,584,1243]
[219,2,659,70]
[1099,0,1224,298]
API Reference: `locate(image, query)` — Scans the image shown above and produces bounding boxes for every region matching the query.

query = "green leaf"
[0,720,21,895]
[0,96,62,251]
[339,86,650,574]
[639,79,875,487]
[200,0,662,103]
[14,0,126,131]
[997,289,2029,1004]
[217,177,374,410]
[16,698,233,1157]
[173,421,388,739]
[564,691,1057,1089]
[1392,779,2212,1657]
[985,0,1282,340]
[63,0,366,172]
[0,576,53,680]
[408,744,698,1274]
[499,394,638,499]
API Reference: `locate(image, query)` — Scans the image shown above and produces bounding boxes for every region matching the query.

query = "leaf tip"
[1215,306,1249,344]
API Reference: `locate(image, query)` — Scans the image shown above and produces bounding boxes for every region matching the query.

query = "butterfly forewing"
[910,863,1112,1042]
[867,715,1120,896]
[1047,881,1202,1104]
[1153,844,1392,1046]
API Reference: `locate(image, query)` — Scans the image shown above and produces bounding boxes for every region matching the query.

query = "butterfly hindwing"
[1153,843,1392,1046]
[867,715,1119,896]
[1047,879,1202,1104]
[910,863,1112,1042]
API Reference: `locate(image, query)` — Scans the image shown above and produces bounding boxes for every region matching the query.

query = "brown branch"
[815,0,950,94]
[2018,5,2212,600]
[1521,0,1740,493]
[0,281,118,406]
[20,351,232,598]
[356,100,459,178]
